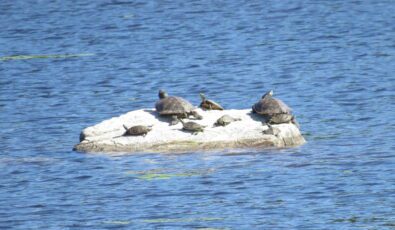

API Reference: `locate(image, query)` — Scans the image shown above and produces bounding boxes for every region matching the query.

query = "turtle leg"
[266,115,278,125]
[291,116,300,129]
[170,115,179,125]
[263,123,274,135]
[263,123,281,137]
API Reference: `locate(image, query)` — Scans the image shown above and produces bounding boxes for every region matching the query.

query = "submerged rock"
[73,109,305,154]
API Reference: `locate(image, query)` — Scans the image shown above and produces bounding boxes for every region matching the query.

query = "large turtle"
[199,93,224,110]
[179,119,205,134]
[155,90,202,125]
[252,90,298,127]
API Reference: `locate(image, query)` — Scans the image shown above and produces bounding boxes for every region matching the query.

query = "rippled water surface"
[1,0,395,229]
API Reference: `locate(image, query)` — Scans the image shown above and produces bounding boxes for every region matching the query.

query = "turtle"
[252,90,298,127]
[199,93,224,110]
[178,119,206,134]
[262,123,281,136]
[122,124,152,136]
[155,90,202,125]
[214,115,241,127]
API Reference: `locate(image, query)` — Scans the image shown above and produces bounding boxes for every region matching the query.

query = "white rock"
[74,108,306,154]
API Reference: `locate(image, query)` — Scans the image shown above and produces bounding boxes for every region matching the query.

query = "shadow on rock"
[247,111,268,123]
[143,109,173,123]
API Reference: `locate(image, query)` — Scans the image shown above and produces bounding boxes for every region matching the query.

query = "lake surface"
[1,0,394,229]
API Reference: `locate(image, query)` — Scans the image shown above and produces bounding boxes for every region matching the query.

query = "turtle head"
[262,90,273,99]
[191,111,203,120]
[158,90,168,99]
[199,93,206,101]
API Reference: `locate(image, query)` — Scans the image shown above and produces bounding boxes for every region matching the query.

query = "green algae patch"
[333,216,359,223]
[125,168,167,175]
[137,172,199,180]
[138,173,173,180]
[123,14,135,19]
[312,132,343,140]
[197,228,230,230]
[342,170,354,174]
[142,217,224,223]
[101,218,226,226]
[125,168,216,180]
[102,220,131,225]
[332,216,394,225]
[0,53,94,61]
[196,228,229,230]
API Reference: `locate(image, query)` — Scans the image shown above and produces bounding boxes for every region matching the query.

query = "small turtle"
[199,93,224,110]
[122,124,152,136]
[252,90,297,126]
[155,90,202,125]
[179,119,205,134]
[214,115,241,127]
[262,123,280,136]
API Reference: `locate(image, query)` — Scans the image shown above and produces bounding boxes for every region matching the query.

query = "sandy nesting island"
[74,108,306,154]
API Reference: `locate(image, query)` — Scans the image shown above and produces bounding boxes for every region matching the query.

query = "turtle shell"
[215,115,240,126]
[200,99,224,110]
[183,121,205,131]
[269,114,294,123]
[155,96,195,115]
[124,125,151,136]
[252,95,292,115]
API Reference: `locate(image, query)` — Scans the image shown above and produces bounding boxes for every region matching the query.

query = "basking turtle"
[214,115,241,127]
[123,124,152,136]
[252,90,297,126]
[199,93,224,110]
[179,119,205,134]
[155,90,202,125]
[262,123,280,136]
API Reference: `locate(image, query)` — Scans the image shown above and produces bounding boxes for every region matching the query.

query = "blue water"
[1,0,395,229]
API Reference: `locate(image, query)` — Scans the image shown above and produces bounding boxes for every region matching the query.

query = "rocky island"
[73,108,306,154]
